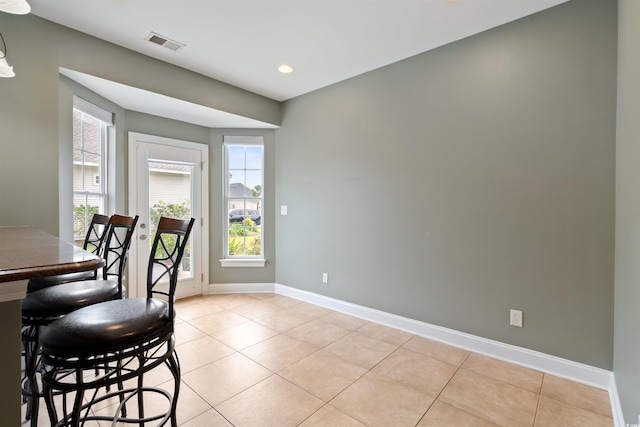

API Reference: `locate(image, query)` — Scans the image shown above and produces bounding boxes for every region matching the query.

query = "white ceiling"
[30,0,568,127]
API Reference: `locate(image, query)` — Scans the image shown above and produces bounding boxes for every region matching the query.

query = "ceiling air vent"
[145,32,186,52]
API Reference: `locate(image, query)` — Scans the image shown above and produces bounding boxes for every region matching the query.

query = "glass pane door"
[128,133,208,300]
[148,161,194,280]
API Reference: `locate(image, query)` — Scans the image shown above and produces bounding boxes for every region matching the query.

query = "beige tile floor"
[22,293,614,427]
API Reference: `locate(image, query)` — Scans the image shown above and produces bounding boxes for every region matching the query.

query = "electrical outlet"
[322,273,328,283]
[510,309,523,327]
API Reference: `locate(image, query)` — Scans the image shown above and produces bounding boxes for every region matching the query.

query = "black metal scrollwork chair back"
[27,213,111,293]
[39,216,195,427]
[20,214,138,426]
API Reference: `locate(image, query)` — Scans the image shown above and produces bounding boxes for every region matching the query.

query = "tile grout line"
[181,299,284,426]
[413,350,473,426]
[531,373,545,427]
[200,299,350,424]
[256,302,366,426]
[252,303,378,426]
[178,295,275,426]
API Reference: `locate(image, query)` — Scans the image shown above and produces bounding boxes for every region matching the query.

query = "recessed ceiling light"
[278,64,294,74]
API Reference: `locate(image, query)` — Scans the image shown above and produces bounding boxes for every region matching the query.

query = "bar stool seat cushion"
[21,280,119,319]
[27,270,97,293]
[40,298,170,358]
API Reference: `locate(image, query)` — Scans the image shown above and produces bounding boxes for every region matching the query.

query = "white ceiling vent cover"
[145,32,186,52]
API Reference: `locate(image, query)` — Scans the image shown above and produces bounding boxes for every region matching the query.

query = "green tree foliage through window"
[149,200,192,270]
[73,205,99,240]
[149,200,191,225]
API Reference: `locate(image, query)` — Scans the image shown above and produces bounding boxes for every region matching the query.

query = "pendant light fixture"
[0,0,31,14]
[0,0,30,78]
[0,32,14,78]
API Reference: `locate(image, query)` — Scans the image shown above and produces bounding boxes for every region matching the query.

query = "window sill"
[219,258,266,268]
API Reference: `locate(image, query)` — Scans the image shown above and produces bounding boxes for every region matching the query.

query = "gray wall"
[614,0,640,423]
[275,0,617,369]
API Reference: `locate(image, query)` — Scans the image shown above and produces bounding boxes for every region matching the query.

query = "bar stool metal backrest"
[83,213,111,254]
[147,216,194,321]
[102,214,140,297]
[26,213,111,294]
[39,216,194,427]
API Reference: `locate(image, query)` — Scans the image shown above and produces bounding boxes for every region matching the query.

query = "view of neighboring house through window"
[72,97,112,246]
[224,136,264,258]
[148,161,194,274]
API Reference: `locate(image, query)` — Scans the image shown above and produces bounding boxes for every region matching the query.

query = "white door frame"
[127,132,209,298]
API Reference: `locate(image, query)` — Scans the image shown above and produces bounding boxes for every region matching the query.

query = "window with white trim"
[223,136,264,260]
[72,97,112,246]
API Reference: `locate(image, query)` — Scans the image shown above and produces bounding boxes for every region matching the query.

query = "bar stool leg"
[42,378,57,427]
[167,348,181,427]
[116,358,128,418]
[72,378,86,427]
[137,365,145,423]
[22,325,40,427]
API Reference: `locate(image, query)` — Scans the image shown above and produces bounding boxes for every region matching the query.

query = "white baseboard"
[273,284,612,389]
[210,282,622,425]
[609,375,626,427]
[209,283,274,294]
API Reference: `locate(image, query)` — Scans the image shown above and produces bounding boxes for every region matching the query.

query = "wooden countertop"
[0,226,103,284]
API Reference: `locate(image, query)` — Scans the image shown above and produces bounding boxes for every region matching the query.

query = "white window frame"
[72,96,112,244]
[220,136,266,267]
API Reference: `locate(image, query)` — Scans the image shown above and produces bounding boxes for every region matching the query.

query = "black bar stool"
[40,216,194,427]
[21,213,110,424]
[21,214,138,426]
